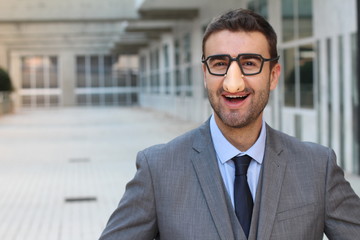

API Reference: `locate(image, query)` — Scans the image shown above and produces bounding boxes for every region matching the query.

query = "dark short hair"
[202,9,278,63]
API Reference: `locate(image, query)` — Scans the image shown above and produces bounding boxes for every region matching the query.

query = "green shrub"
[0,67,13,92]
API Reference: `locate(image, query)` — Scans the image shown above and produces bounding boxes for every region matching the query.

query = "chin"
[219,111,261,129]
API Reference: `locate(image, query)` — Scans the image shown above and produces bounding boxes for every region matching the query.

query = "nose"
[223,61,245,93]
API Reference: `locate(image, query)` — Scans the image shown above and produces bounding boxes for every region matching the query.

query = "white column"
[319,38,329,147]
[343,33,355,172]
[331,36,341,161]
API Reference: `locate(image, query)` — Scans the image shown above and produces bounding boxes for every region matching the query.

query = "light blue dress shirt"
[209,115,266,208]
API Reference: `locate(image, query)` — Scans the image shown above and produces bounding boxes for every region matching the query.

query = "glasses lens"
[239,55,263,75]
[206,55,230,75]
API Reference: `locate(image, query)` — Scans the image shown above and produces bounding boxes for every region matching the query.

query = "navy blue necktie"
[233,155,253,238]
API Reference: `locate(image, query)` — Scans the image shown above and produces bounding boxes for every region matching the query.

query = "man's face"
[202,30,280,129]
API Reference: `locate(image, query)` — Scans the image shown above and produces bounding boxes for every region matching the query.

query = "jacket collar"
[191,121,288,240]
[254,124,288,240]
[191,120,246,240]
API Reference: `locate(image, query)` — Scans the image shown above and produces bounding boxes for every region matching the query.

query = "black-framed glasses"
[202,53,280,76]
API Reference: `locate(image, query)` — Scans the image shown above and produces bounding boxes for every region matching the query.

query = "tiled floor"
[0,107,358,240]
[0,107,196,240]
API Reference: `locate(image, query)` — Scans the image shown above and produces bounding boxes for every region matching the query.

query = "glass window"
[22,56,59,89]
[163,44,170,68]
[150,49,160,93]
[91,94,101,105]
[139,55,147,92]
[76,56,86,88]
[175,69,181,96]
[104,56,113,87]
[284,48,296,106]
[150,51,154,92]
[185,67,192,96]
[155,49,160,93]
[163,44,171,95]
[130,71,137,87]
[36,95,45,106]
[283,45,314,108]
[165,72,171,95]
[20,56,60,107]
[77,55,115,88]
[184,34,191,63]
[282,0,295,42]
[117,93,127,105]
[140,56,146,74]
[22,57,32,89]
[49,95,59,106]
[104,94,113,105]
[75,54,138,106]
[49,57,58,88]
[34,57,45,88]
[299,45,314,108]
[155,48,160,69]
[184,33,192,96]
[298,0,313,39]
[175,39,181,66]
[22,95,32,107]
[117,71,126,87]
[282,0,313,42]
[131,93,138,103]
[247,0,268,18]
[174,39,182,96]
[77,94,87,105]
[90,56,100,87]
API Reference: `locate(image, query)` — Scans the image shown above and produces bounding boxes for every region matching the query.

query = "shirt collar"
[209,114,266,165]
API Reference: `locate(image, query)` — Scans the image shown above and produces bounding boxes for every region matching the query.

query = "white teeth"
[226,95,246,98]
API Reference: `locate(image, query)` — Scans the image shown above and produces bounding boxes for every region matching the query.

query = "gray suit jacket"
[99,120,360,240]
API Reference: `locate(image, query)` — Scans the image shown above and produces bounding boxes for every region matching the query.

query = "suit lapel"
[256,125,288,240]
[190,121,241,240]
[190,122,288,240]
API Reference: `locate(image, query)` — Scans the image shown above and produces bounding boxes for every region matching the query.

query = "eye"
[213,61,228,67]
[240,56,262,69]
[243,61,256,66]
[208,56,229,69]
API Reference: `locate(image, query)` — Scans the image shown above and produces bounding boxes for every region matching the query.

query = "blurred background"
[0,0,359,239]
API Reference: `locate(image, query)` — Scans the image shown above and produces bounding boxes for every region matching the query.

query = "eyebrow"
[240,54,262,59]
[208,55,229,59]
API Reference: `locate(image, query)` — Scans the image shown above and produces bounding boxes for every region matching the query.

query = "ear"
[202,63,208,88]
[269,63,281,91]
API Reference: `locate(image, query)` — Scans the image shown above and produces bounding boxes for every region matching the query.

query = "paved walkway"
[0,107,197,240]
[0,107,359,240]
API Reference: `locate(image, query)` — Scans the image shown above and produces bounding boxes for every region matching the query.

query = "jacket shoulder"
[267,125,334,160]
[139,121,209,163]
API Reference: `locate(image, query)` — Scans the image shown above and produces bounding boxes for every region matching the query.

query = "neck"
[214,115,263,152]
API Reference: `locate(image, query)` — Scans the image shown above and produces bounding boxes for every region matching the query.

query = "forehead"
[204,30,270,57]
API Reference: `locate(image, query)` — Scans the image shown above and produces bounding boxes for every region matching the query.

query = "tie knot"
[233,155,252,176]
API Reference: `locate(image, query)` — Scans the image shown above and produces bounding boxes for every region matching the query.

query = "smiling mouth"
[224,94,249,102]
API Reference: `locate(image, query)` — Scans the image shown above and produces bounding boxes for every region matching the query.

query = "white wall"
[313,0,357,36]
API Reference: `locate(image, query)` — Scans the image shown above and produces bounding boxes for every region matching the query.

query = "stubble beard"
[207,83,271,129]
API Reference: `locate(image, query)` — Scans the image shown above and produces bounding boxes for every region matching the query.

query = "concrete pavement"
[0,107,359,240]
[0,107,197,240]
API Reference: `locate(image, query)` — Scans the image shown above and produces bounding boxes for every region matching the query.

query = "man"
[99,9,360,240]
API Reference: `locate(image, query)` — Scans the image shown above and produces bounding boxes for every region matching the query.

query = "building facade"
[0,0,359,174]
[128,0,359,174]
[0,0,140,109]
